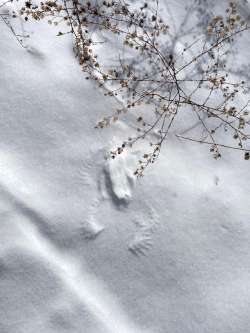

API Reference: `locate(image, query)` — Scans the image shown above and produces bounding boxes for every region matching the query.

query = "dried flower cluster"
[20,0,250,175]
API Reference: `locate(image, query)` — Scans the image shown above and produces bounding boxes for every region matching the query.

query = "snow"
[1,0,250,332]
[104,149,137,203]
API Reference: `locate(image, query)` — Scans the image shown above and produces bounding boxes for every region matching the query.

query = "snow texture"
[1,0,250,332]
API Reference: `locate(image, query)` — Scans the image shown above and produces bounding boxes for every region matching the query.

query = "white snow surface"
[1,1,250,332]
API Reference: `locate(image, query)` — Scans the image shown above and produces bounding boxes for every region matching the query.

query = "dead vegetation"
[18,0,250,175]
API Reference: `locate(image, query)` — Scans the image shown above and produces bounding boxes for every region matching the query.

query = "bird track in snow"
[129,207,159,256]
